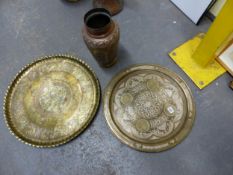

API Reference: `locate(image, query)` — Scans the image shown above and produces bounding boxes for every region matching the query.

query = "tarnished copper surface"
[93,0,124,15]
[83,8,120,68]
[104,65,195,152]
[4,55,100,147]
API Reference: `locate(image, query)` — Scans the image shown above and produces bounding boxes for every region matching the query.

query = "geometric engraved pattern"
[104,65,195,152]
[114,73,185,140]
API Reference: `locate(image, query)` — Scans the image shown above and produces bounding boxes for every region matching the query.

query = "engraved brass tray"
[4,55,100,147]
[104,65,195,152]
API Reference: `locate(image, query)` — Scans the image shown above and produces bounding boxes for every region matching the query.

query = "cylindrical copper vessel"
[82,8,120,68]
[93,0,124,15]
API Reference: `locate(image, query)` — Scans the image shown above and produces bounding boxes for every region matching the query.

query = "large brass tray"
[104,65,195,152]
[4,55,100,147]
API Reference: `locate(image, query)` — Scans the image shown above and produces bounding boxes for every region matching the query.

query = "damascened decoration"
[104,65,195,152]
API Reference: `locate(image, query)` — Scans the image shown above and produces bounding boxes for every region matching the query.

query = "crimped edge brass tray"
[104,64,195,152]
[3,55,100,148]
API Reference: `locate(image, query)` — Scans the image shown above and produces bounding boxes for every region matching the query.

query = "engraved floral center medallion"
[133,91,163,119]
[4,56,100,147]
[111,71,188,142]
[104,65,195,152]
[39,81,71,114]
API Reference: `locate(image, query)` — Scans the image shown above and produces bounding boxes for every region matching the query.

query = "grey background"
[170,0,212,24]
[0,0,233,175]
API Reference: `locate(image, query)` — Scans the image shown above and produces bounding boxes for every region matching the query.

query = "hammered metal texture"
[4,55,100,147]
[104,65,195,152]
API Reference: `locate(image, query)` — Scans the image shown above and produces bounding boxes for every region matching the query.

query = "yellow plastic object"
[192,0,233,66]
[169,33,226,89]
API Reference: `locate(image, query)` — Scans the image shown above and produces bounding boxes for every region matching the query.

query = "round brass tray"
[104,65,195,152]
[4,55,100,147]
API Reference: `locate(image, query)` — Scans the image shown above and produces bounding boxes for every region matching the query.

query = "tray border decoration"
[104,64,195,152]
[3,54,101,148]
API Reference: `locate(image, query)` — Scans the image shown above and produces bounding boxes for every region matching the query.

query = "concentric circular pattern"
[104,65,195,152]
[4,55,100,147]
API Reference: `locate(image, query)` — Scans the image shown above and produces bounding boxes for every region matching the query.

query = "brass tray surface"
[104,65,195,152]
[4,55,100,147]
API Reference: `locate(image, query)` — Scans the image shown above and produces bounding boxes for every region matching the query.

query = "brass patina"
[4,55,100,147]
[104,65,195,152]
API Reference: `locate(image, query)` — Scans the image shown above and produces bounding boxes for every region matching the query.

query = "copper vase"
[82,8,120,68]
[93,0,123,15]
